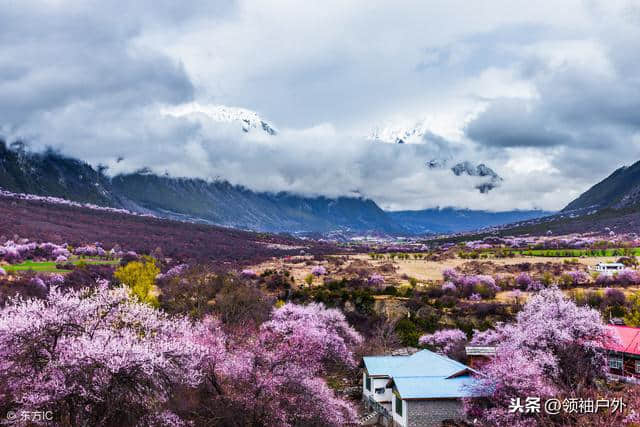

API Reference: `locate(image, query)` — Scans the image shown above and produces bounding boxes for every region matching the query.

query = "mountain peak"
[367,120,431,144]
[161,103,277,136]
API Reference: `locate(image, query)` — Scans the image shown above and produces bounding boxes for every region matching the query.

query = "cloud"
[0,0,639,213]
[465,99,572,148]
[465,19,640,190]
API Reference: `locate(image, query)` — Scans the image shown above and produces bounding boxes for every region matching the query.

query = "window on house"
[375,387,386,394]
[395,395,403,416]
[609,356,623,370]
[365,374,371,391]
[635,360,640,374]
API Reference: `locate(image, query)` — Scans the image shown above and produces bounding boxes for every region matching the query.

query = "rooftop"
[604,325,640,356]
[389,376,479,399]
[363,349,480,399]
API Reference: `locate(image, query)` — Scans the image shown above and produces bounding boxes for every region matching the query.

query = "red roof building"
[603,325,640,380]
[465,326,640,382]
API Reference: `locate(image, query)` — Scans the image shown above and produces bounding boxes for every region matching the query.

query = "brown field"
[250,252,632,294]
[369,255,620,281]
[250,256,318,286]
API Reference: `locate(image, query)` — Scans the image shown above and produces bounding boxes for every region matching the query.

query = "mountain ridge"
[388,207,553,234]
[446,159,640,240]
[563,160,640,212]
[0,140,549,235]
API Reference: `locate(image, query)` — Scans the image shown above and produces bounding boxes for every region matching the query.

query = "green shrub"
[395,318,420,347]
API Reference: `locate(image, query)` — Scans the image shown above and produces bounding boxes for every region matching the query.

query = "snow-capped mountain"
[367,119,503,193]
[368,121,432,144]
[162,103,278,136]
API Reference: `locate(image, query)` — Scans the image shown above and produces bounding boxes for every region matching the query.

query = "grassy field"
[4,258,120,273]
[514,248,640,257]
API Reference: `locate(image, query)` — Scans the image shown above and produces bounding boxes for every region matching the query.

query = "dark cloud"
[540,68,640,130]
[466,28,640,189]
[0,1,235,124]
[465,99,572,148]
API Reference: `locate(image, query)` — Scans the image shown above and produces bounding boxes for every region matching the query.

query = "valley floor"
[250,253,624,287]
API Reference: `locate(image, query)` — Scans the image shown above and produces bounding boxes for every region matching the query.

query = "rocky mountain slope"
[563,160,640,212]
[449,160,640,240]
[449,161,502,193]
[110,173,402,233]
[0,188,331,267]
[0,141,116,205]
[0,141,401,234]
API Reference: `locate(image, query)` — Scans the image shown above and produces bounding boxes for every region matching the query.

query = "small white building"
[362,349,480,427]
[592,262,625,275]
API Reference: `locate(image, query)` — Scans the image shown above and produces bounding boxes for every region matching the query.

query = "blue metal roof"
[362,355,411,376]
[362,349,481,399]
[391,376,478,399]
[363,349,472,378]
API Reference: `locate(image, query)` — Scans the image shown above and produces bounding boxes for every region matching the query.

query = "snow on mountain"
[367,119,504,194]
[367,120,432,144]
[426,158,448,169]
[425,159,503,193]
[450,161,503,193]
[451,161,499,179]
[162,102,277,136]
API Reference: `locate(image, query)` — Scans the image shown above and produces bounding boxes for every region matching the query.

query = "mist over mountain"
[0,141,116,206]
[368,121,503,194]
[457,159,640,238]
[0,141,548,235]
[110,173,403,234]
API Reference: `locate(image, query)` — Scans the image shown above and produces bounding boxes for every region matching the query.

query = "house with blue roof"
[362,349,480,427]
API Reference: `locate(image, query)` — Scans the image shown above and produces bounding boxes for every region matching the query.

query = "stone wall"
[405,399,464,427]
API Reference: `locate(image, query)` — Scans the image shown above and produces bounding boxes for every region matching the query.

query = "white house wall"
[372,378,393,402]
[362,373,393,403]
[392,397,408,427]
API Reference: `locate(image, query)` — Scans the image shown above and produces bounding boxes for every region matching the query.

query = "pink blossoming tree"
[419,328,467,359]
[368,273,385,286]
[311,265,327,276]
[441,281,457,294]
[0,284,218,426]
[214,302,362,426]
[466,287,616,425]
[515,272,533,289]
[240,268,257,278]
[0,280,363,426]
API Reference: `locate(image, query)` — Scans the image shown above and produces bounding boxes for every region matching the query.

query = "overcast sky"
[1,0,640,211]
